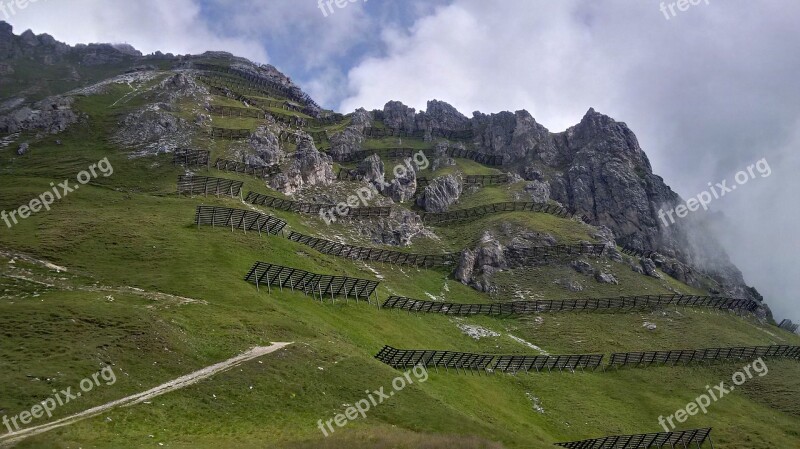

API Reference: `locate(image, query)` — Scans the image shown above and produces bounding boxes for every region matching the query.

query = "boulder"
[571,259,595,276]
[595,271,619,284]
[641,258,662,279]
[16,142,28,155]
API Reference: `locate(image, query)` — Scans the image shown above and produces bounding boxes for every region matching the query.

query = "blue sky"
[6,0,800,323]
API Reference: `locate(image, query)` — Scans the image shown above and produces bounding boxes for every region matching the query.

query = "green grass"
[0,74,798,449]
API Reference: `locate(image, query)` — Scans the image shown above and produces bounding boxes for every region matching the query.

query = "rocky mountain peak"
[0,21,12,36]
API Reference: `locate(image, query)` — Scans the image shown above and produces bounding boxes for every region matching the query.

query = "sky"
[5,0,799,324]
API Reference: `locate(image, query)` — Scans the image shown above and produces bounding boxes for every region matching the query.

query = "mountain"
[0,22,797,449]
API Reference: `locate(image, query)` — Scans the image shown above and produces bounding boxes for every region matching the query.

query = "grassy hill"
[0,72,798,449]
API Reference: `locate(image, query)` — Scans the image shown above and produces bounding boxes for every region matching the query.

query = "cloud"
[4,0,269,62]
[339,0,800,322]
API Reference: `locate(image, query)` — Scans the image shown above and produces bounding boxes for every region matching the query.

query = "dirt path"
[0,342,293,447]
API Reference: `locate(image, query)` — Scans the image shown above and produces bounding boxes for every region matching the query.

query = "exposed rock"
[270,139,334,195]
[571,259,595,276]
[0,96,78,135]
[472,109,555,164]
[417,100,470,139]
[328,127,363,161]
[431,141,457,171]
[454,249,476,285]
[507,231,557,251]
[355,154,385,188]
[115,105,191,156]
[555,279,584,292]
[454,232,506,293]
[382,101,416,132]
[643,322,658,331]
[457,322,500,340]
[655,257,701,288]
[328,108,371,160]
[361,209,433,246]
[156,72,207,102]
[246,125,284,166]
[595,271,619,284]
[523,180,550,203]
[524,167,544,181]
[641,258,662,279]
[416,174,462,213]
[16,142,28,155]
[350,108,373,128]
[384,167,417,203]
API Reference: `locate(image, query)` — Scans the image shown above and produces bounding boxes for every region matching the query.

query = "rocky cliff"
[374,99,759,302]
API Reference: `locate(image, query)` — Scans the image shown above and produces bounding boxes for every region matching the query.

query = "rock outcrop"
[454,232,507,293]
[270,139,335,195]
[114,104,191,155]
[0,96,78,134]
[244,125,284,166]
[355,154,386,188]
[384,167,417,203]
[329,108,371,160]
[416,174,462,213]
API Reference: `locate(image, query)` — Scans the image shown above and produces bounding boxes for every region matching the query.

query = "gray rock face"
[454,249,477,285]
[454,232,506,293]
[417,100,471,138]
[361,209,433,247]
[641,258,662,279]
[595,271,619,284]
[571,259,595,276]
[270,139,335,195]
[355,154,386,188]
[0,96,78,134]
[329,127,364,161]
[16,142,28,155]
[472,109,554,164]
[328,108,371,160]
[656,258,701,288]
[114,105,190,155]
[380,100,470,138]
[555,279,585,292]
[247,125,284,165]
[384,167,417,203]
[416,174,462,213]
[157,73,208,102]
[523,180,551,203]
[350,108,373,128]
[382,101,416,132]
[466,104,759,303]
[431,141,457,171]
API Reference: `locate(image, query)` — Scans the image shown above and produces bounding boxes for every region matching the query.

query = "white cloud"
[5,0,269,62]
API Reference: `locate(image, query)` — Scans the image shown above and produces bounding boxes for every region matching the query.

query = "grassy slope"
[0,80,798,449]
